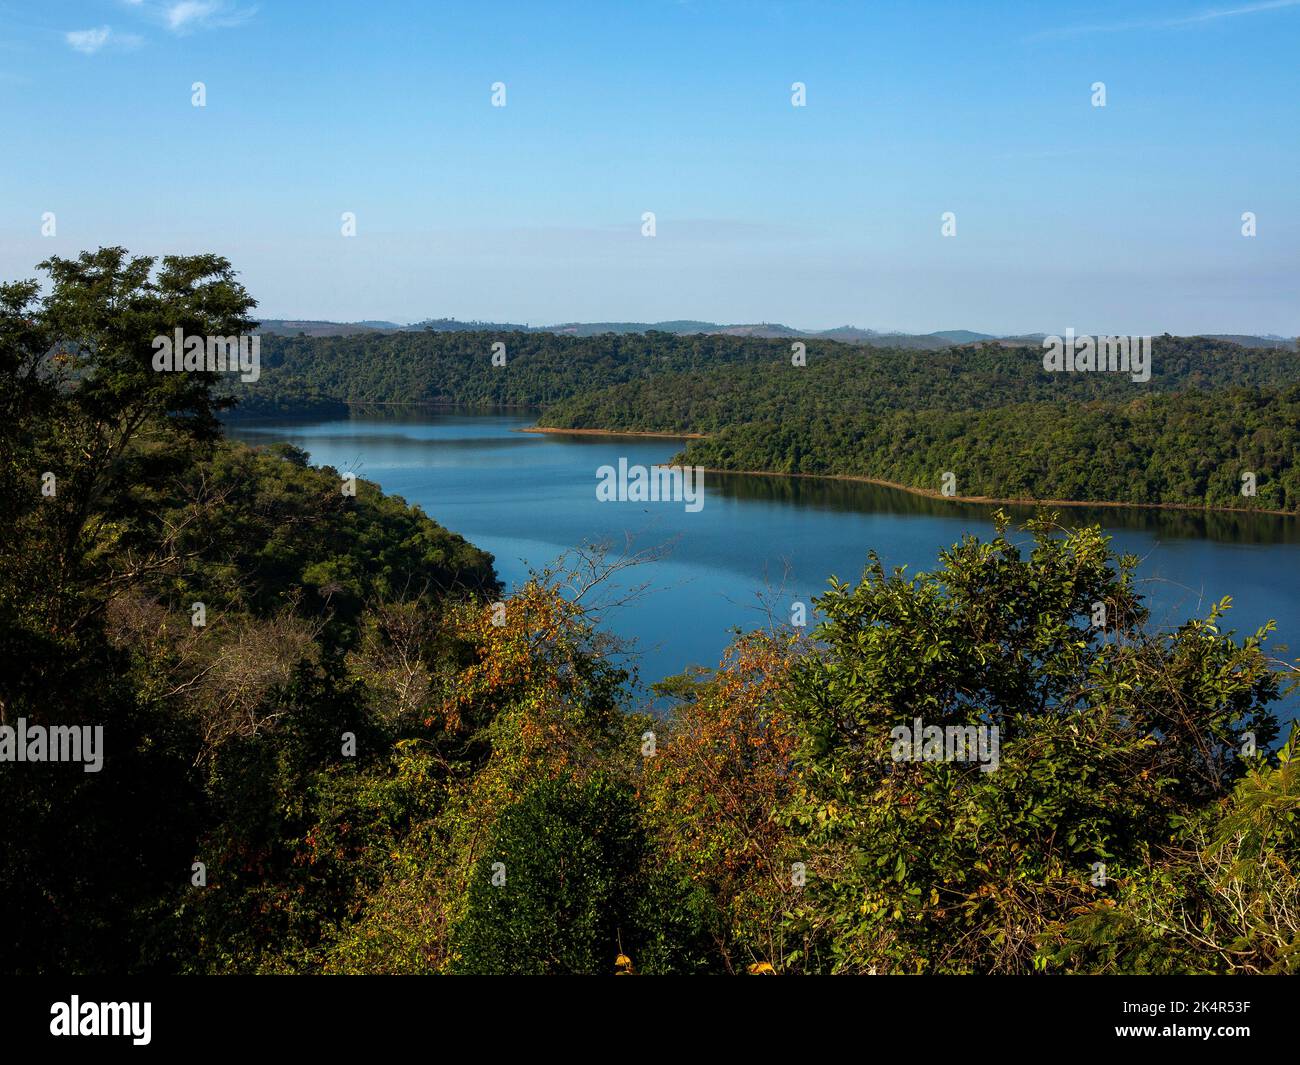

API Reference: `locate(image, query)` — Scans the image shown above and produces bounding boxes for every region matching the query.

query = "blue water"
[228,410,1300,718]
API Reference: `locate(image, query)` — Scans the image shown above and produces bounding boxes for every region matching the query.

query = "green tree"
[780,513,1280,973]
[452,774,646,975]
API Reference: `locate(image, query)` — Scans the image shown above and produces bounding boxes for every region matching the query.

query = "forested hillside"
[230,329,1300,512]
[236,330,1300,420]
[672,387,1300,511]
[535,339,1300,512]
[538,335,1300,431]
[226,329,810,416]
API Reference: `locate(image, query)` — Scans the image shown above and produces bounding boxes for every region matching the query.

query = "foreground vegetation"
[2,250,1297,975]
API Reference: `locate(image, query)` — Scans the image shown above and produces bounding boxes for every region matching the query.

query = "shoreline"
[694,466,1298,518]
[521,424,1296,518]
[518,425,707,440]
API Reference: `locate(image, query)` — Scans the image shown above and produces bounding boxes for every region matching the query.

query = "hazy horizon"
[252,314,1296,339]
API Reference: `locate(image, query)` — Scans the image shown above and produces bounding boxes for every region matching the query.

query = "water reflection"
[705,471,1300,545]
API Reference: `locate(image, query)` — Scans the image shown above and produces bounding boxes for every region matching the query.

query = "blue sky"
[2,1,1297,333]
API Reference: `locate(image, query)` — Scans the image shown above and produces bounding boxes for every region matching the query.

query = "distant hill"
[812,326,884,343]
[544,320,719,336]
[256,319,396,337]
[929,329,998,344]
[859,331,955,350]
[993,333,1050,347]
[409,317,532,333]
[1198,334,1297,350]
[712,323,806,339]
[256,318,530,336]
[255,318,1295,350]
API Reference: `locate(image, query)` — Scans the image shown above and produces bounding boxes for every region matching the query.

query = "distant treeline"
[673,387,1300,511]
[230,330,1300,511]
[537,335,1300,511]
[537,336,1300,426]
[226,329,803,416]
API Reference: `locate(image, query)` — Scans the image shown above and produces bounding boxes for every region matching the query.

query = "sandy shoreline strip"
[518,426,707,439]
[692,466,1297,517]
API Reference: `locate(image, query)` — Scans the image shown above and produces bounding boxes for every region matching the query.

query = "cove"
[227,408,1300,721]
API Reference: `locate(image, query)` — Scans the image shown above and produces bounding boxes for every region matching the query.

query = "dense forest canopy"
[2,249,1298,976]
[235,329,1300,416]
[229,329,1300,512]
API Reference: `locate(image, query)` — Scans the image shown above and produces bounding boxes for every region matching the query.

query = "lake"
[229,409,1300,717]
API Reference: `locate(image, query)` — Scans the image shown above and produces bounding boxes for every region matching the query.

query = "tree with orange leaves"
[642,630,816,973]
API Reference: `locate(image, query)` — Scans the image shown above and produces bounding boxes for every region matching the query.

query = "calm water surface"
[229,410,1300,718]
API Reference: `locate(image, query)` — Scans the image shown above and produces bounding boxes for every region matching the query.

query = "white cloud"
[65,27,112,54]
[166,1,218,30]
[1030,0,1300,41]
[1169,0,1300,26]
[63,2,251,54]
[164,1,254,33]
[64,26,144,54]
